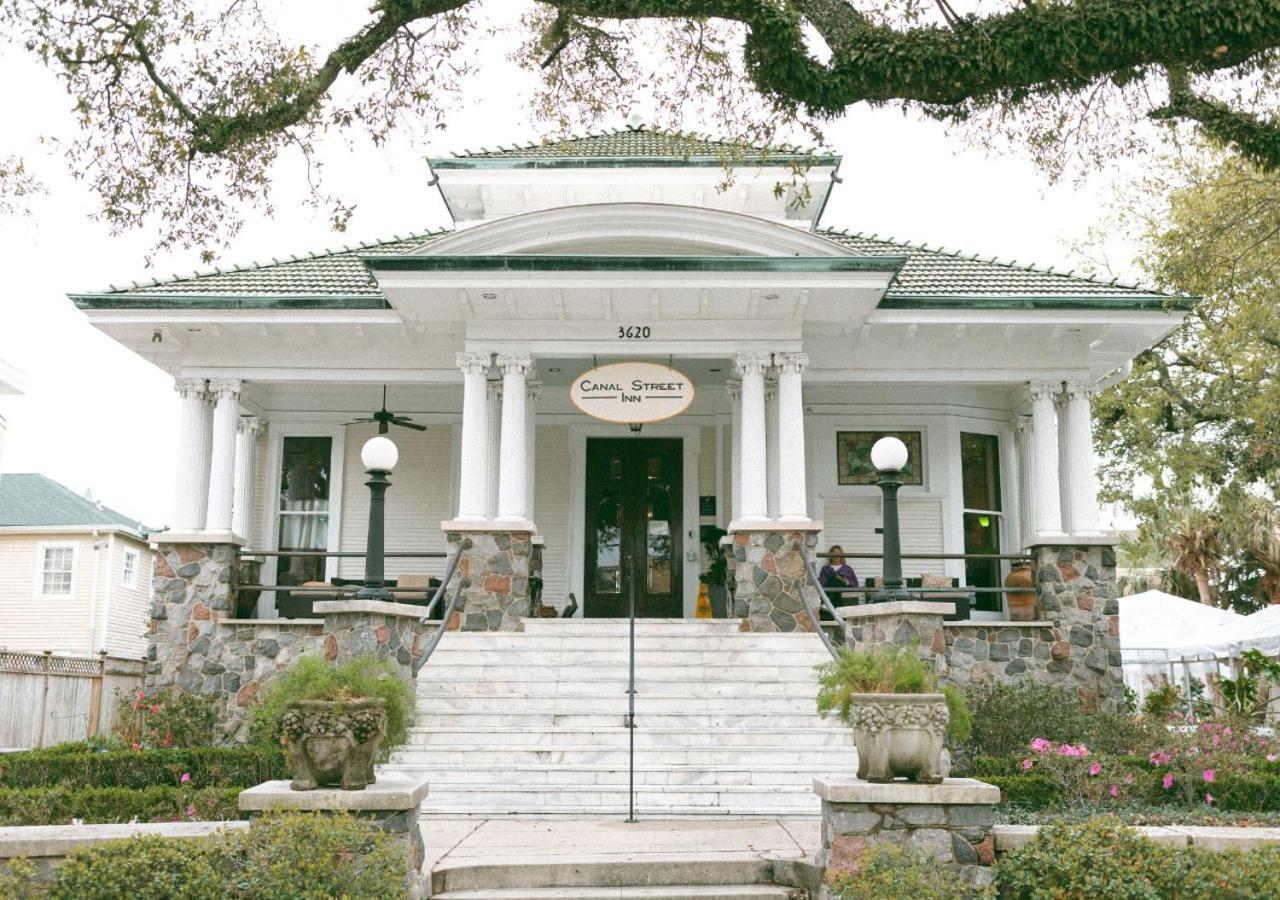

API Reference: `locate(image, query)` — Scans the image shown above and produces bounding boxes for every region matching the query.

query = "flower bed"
[0,786,241,826]
[0,746,286,790]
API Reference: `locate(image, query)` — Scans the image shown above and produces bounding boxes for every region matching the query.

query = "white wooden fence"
[0,651,145,749]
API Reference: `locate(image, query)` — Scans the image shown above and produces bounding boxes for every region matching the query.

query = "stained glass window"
[836,431,924,486]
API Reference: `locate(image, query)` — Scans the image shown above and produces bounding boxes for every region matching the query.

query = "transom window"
[837,431,924,486]
[40,546,75,596]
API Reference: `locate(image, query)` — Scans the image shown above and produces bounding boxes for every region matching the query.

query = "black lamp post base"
[352,586,397,603]
[870,588,915,604]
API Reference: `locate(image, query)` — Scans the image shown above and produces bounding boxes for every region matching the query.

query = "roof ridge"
[443,122,833,160]
[98,227,451,295]
[815,227,1156,294]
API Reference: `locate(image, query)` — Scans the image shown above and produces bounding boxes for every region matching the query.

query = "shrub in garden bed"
[0,786,241,826]
[114,688,217,750]
[825,843,984,900]
[0,811,404,899]
[0,746,286,790]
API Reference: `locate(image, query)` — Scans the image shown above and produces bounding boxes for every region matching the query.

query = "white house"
[70,124,1188,623]
[0,473,153,658]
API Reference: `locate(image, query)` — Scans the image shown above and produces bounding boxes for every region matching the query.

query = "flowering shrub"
[1018,739,1134,806]
[825,842,982,900]
[114,688,216,749]
[1147,722,1276,806]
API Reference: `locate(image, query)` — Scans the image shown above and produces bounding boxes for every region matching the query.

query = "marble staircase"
[384,618,857,817]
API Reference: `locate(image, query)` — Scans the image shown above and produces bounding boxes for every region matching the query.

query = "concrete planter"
[281,698,387,791]
[851,692,948,784]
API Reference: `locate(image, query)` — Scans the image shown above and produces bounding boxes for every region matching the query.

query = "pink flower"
[185,805,196,817]
[1109,784,1120,798]
[1267,754,1278,763]
[1021,758,1034,771]
[1149,751,1172,766]
[1088,763,1102,776]
[1163,772,1175,790]
[180,772,190,784]
[149,705,161,715]
[1124,773,1135,785]
[1205,793,1215,806]
[1031,738,1051,753]
[1203,769,1215,783]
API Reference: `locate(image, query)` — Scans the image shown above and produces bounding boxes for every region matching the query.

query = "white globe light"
[870,436,909,473]
[361,435,399,472]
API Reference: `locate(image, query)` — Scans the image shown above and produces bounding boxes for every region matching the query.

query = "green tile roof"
[430,124,839,168]
[818,229,1187,309]
[0,473,147,533]
[70,223,1187,311]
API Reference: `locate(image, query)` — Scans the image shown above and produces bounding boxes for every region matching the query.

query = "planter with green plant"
[699,526,729,618]
[817,644,971,784]
[250,655,415,792]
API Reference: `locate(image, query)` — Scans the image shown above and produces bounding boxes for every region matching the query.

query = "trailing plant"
[114,688,217,750]
[816,645,970,744]
[825,842,981,900]
[248,655,415,755]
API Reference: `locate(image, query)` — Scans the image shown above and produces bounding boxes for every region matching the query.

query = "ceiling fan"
[347,386,427,434]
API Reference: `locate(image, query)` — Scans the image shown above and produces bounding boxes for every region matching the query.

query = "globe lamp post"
[353,435,398,602]
[870,436,913,604]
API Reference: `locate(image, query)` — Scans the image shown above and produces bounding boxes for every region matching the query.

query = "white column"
[727,381,742,523]
[525,381,540,525]
[1027,382,1065,538]
[232,416,263,541]
[734,353,771,523]
[775,352,810,522]
[171,378,209,531]
[765,378,780,520]
[455,352,492,522]
[204,380,243,534]
[496,353,532,524]
[1055,386,1074,535]
[1013,416,1035,548]
[1063,380,1102,535]
[484,379,502,519]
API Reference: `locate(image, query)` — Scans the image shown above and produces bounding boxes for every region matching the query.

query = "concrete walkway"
[426,818,821,874]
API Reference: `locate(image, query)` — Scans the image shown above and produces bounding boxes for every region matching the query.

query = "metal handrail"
[237,550,448,559]
[413,574,470,678]
[420,539,469,621]
[796,551,841,660]
[801,551,849,631]
[813,551,1032,561]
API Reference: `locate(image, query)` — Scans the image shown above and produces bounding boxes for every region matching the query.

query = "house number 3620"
[617,326,652,339]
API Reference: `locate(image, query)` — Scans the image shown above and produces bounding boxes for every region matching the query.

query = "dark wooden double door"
[584,439,683,618]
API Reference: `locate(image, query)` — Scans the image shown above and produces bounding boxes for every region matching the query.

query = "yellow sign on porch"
[695,582,713,618]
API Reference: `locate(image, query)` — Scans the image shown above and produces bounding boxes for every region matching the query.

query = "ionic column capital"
[526,381,542,402]
[726,380,742,402]
[237,416,264,437]
[1013,415,1032,436]
[485,378,503,401]
[457,352,492,376]
[773,352,810,375]
[1063,380,1097,402]
[174,377,208,399]
[207,378,244,400]
[734,352,771,378]
[496,353,533,376]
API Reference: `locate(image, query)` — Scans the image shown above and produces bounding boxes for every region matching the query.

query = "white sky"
[0,4,1146,527]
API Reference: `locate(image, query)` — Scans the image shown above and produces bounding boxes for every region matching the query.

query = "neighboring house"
[0,473,152,659]
[70,123,1191,622]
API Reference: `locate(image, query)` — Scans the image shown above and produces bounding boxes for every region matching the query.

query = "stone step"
[432,855,775,894]
[392,746,853,767]
[392,764,839,787]
[413,711,842,729]
[404,726,853,749]
[429,635,824,652]
[433,887,793,899]
[423,783,823,809]
[417,680,820,698]
[424,649,831,666]
[519,619,746,633]
[417,695,819,714]
[417,668,819,687]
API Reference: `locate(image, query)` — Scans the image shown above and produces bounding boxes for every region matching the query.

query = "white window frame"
[260,423,346,613]
[36,542,77,598]
[121,548,139,588]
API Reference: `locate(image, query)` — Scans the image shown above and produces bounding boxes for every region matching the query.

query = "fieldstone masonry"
[730,529,821,632]
[446,529,532,631]
[148,543,438,741]
[815,778,1000,892]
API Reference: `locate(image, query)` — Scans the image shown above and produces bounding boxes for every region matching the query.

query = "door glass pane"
[279,514,329,586]
[960,432,1002,612]
[594,493,622,594]
[646,479,673,594]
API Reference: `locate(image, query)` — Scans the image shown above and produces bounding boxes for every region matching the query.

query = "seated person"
[818,545,859,609]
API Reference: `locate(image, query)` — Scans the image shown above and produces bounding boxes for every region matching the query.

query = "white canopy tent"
[1119,590,1243,702]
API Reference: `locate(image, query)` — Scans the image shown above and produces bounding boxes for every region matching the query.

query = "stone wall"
[446,530,532,631]
[148,542,439,741]
[729,528,821,632]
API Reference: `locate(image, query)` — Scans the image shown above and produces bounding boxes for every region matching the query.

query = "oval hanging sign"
[570,362,695,425]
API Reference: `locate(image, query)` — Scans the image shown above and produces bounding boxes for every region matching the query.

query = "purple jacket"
[819,563,859,590]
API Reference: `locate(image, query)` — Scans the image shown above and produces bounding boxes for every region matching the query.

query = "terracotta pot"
[1004,562,1038,622]
[850,692,949,784]
[281,698,387,791]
